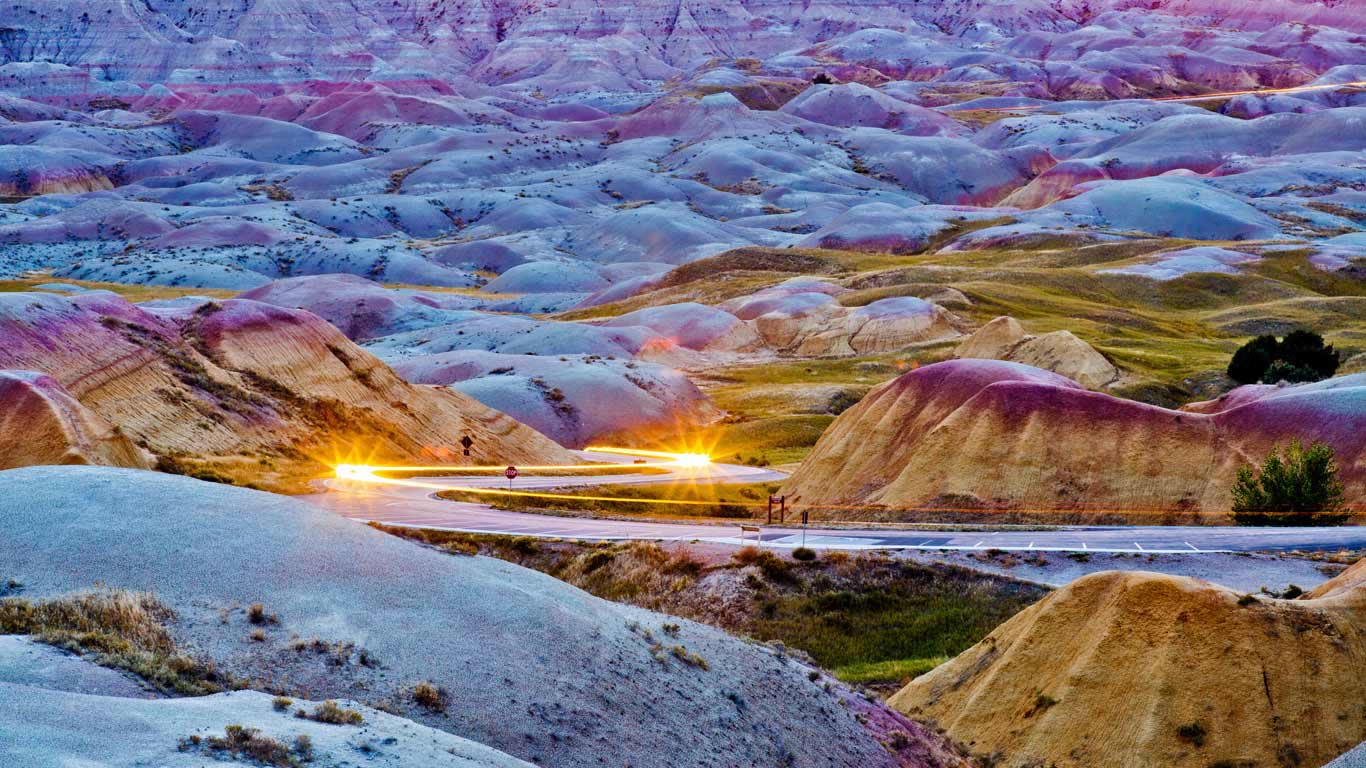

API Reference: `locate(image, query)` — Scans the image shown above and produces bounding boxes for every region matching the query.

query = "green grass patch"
[744,569,1032,687]
[439,480,781,519]
[832,656,949,686]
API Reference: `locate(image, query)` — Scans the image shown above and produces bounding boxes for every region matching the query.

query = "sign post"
[460,435,474,457]
[767,495,786,524]
[505,465,518,492]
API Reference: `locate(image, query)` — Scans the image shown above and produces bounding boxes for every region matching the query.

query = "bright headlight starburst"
[672,453,712,468]
[334,464,376,480]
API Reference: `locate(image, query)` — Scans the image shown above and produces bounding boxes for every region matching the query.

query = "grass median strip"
[438,480,783,519]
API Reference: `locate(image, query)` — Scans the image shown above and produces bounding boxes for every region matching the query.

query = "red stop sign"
[505,466,518,480]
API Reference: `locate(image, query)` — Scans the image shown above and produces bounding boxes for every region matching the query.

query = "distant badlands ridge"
[3,0,1362,85]
[783,358,1366,516]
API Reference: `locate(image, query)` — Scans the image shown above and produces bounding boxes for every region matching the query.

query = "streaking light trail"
[332,446,726,508]
[967,80,1366,113]
[335,447,710,479]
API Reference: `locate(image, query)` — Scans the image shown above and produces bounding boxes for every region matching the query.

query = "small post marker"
[505,465,518,492]
[740,525,761,547]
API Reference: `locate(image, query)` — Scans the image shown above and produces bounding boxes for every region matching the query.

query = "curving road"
[306,453,1366,554]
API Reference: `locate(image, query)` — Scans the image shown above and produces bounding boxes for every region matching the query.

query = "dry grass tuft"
[179,724,309,767]
[299,700,364,726]
[0,587,228,694]
[411,681,449,712]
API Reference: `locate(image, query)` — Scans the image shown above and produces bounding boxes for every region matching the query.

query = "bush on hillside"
[1227,331,1338,385]
[1231,441,1350,526]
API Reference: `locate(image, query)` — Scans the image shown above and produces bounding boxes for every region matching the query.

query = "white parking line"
[1185,541,1200,552]
[1134,542,1144,551]
[1082,542,1089,550]
[974,540,985,548]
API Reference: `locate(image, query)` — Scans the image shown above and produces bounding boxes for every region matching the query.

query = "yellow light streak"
[332,446,711,480]
[970,80,1366,113]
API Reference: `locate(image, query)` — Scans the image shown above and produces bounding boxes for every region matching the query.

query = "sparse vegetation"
[372,525,1044,692]
[1177,721,1208,748]
[669,645,710,670]
[1231,441,1350,526]
[178,725,311,767]
[247,602,278,625]
[1026,693,1059,717]
[298,700,364,726]
[0,588,230,695]
[411,681,449,712]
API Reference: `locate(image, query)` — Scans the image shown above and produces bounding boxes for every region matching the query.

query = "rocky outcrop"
[722,282,962,356]
[955,317,1120,389]
[0,370,150,470]
[890,559,1366,768]
[783,359,1366,514]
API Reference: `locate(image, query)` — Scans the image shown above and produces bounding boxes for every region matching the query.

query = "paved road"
[306,455,1366,554]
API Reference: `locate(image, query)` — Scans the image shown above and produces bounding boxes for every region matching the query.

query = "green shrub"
[792,547,817,562]
[1227,334,1279,384]
[1227,330,1338,385]
[1231,441,1349,526]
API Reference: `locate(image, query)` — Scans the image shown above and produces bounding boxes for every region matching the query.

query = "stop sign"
[505,466,518,480]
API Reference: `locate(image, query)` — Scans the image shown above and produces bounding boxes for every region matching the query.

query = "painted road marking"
[1134,542,1144,551]
[974,540,985,548]
[1186,541,1200,552]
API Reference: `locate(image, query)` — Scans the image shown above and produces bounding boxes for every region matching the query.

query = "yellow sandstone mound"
[891,559,1366,768]
[955,316,1120,389]
[0,370,151,470]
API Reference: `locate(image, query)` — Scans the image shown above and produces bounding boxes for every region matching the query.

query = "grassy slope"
[0,276,238,302]
[567,240,1366,466]
[372,525,1046,695]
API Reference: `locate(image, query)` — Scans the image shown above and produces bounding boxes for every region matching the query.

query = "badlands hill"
[889,558,1366,768]
[0,290,570,482]
[783,359,1366,516]
[0,465,964,768]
